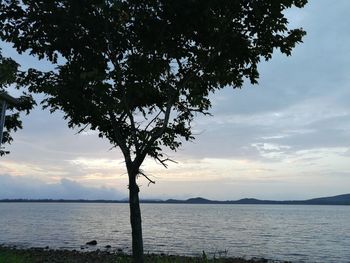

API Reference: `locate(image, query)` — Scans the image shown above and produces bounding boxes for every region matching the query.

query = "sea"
[0,203,349,263]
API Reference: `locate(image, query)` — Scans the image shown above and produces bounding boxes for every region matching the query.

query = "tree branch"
[133,94,173,168]
[74,124,89,135]
[138,170,155,186]
[109,110,131,163]
[126,109,141,155]
[143,109,162,132]
[156,156,178,168]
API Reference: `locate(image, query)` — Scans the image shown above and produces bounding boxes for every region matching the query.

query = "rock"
[86,240,97,246]
[105,245,111,249]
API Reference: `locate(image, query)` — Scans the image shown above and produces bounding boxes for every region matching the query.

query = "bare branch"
[126,109,141,154]
[139,170,155,186]
[175,58,183,72]
[117,112,128,124]
[109,110,131,163]
[156,156,178,168]
[151,97,173,139]
[107,145,117,151]
[143,109,162,132]
[74,124,89,135]
[133,92,174,168]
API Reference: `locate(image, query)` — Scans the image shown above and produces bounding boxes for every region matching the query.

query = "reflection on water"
[1,203,350,262]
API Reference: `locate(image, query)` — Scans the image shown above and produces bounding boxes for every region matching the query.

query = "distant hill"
[186,197,212,203]
[305,193,350,205]
[163,194,350,205]
[1,193,350,205]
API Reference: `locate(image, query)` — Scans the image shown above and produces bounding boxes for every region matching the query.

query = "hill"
[164,193,350,205]
[305,193,350,205]
[1,194,349,205]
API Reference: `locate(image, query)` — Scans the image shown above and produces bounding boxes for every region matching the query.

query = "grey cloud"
[6,107,123,163]
[1,0,350,200]
[305,113,350,132]
[3,0,350,164]
[259,112,350,153]
[140,176,350,201]
[0,175,124,200]
[188,78,350,160]
[180,124,265,160]
[208,0,350,117]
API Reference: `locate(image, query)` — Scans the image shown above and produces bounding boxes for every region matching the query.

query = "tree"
[0,0,307,261]
[0,49,34,156]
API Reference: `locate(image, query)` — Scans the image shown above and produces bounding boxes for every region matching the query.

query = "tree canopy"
[0,0,307,261]
[0,0,306,164]
[0,49,34,156]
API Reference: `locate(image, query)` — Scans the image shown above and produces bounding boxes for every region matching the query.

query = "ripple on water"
[0,203,350,262]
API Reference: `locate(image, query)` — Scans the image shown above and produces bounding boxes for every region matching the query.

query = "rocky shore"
[0,246,291,263]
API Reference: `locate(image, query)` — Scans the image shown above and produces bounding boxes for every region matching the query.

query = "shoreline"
[0,246,291,263]
[1,193,350,206]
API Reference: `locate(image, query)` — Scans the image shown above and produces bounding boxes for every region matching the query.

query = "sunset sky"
[1,0,350,201]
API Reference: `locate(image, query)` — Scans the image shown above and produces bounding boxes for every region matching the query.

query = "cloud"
[182,92,350,162]
[0,175,125,200]
[1,0,350,200]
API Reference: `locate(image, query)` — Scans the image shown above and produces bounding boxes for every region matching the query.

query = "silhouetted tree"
[0,49,34,156]
[0,0,307,261]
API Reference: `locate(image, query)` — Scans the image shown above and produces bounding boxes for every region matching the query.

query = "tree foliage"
[0,49,34,156]
[0,0,307,261]
[0,0,306,164]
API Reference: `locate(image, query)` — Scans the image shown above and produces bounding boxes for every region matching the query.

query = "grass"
[0,249,31,263]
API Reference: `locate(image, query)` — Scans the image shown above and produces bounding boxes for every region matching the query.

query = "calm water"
[0,203,349,263]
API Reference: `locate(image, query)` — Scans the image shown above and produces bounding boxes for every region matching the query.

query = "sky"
[1,0,350,201]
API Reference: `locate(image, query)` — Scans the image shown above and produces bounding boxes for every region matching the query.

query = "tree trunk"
[128,169,144,263]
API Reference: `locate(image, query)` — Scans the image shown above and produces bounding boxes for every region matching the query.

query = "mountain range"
[1,193,350,205]
[163,193,350,205]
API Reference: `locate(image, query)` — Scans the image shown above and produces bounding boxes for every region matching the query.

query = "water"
[0,203,349,263]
